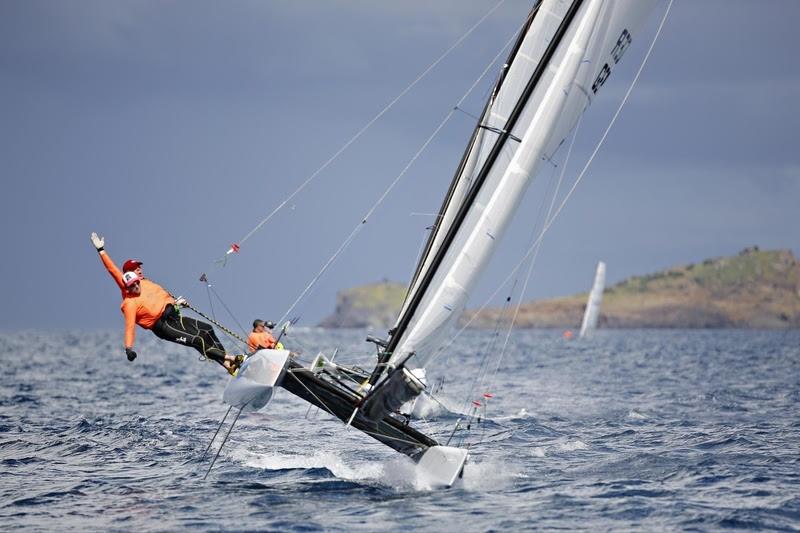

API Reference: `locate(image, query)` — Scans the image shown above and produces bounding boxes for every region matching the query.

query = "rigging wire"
[184,302,248,347]
[463,161,558,408]
[455,117,578,425]
[485,113,584,395]
[459,153,562,437]
[192,274,249,351]
[404,218,438,304]
[276,20,529,326]
[429,0,675,369]
[204,281,216,321]
[207,0,509,267]
[208,284,249,340]
[460,279,516,417]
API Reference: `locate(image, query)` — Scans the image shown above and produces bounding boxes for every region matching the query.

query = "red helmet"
[122,259,143,272]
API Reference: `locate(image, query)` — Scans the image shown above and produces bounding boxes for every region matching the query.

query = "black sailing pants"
[151,305,227,366]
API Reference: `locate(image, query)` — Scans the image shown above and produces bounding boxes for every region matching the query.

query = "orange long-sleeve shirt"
[247,331,276,352]
[120,285,174,347]
[98,251,174,347]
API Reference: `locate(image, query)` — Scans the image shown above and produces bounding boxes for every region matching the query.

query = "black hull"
[279,360,438,459]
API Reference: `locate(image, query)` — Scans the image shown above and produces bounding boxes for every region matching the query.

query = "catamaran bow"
[208,0,664,487]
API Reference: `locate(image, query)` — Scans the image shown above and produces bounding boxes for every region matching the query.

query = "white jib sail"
[579,260,606,338]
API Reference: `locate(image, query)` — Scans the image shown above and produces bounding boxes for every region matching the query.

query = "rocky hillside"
[318,280,407,329]
[464,248,800,329]
[320,248,800,329]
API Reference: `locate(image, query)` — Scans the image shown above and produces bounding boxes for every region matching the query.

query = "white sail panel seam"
[490,111,509,122]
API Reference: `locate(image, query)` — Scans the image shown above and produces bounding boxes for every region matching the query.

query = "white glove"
[90,232,105,251]
[175,296,188,308]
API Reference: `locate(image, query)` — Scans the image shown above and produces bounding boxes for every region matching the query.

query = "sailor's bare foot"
[222,355,243,376]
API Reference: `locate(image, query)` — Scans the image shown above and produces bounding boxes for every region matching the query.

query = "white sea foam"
[233,445,514,492]
[627,409,647,420]
[4,328,798,531]
[460,458,519,491]
[401,393,469,419]
[557,439,588,452]
[233,446,457,491]
[531,446,547,457]
[380,456,425,490]
[401,394,447,419]
[232,447,383,481]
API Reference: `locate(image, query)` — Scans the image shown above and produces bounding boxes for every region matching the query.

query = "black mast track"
[375,0,586,380]
[396,1,543,323]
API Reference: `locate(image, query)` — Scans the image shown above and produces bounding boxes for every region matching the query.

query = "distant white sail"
[579,261,606,338]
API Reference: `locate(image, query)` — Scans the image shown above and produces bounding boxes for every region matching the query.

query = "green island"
[320,248,800,329]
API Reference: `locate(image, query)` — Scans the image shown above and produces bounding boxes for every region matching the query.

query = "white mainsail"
[579,261,606,338]
[365,0,659,418]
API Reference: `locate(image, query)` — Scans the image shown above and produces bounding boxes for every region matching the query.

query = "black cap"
[253,319,265,329]
[265,321,276,329]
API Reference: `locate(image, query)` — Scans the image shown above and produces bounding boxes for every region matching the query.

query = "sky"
[1,0,798,334]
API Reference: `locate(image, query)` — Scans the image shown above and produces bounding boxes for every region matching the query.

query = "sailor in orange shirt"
[91,232,242,374]
[247,319,278,352]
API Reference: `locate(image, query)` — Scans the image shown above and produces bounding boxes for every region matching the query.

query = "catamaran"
[209,0,664,487]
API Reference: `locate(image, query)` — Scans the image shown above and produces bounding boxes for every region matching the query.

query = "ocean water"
[1,328,798,531]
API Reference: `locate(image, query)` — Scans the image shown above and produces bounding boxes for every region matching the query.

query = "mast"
[373,0,586,384]
[363,0,660,419]
[362,0,598,418]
